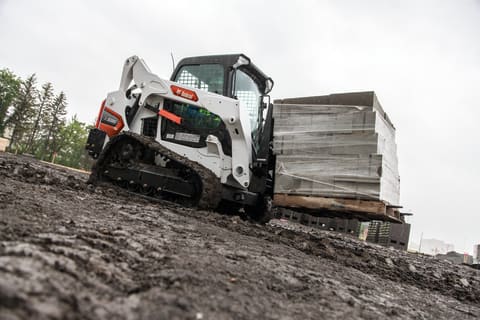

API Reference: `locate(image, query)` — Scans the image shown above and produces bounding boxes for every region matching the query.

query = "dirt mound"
[0,152,479,319]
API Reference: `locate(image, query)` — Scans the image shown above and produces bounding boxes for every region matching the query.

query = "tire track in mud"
[168,205,480,305]
[1,152,479,320]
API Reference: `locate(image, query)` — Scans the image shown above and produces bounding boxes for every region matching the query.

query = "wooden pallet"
[273,193,401,222]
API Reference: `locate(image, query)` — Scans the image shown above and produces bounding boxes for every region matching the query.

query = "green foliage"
[41,91,68,161]
[0,69,22,136]
[26,82,54,154]
[6,74,38,152]
[54,116,93,170]
[2,69,92,169]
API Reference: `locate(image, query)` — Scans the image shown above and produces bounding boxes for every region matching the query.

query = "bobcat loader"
[86,54,276,222]
[86,54,403,224]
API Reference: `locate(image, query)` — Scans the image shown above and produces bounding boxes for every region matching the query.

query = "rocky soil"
[0,152,479,320]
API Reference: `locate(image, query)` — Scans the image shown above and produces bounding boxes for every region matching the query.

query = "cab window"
[174,64,224,95]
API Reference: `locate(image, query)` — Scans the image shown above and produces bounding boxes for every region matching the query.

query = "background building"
[0,138,9,152]
[474,244,480,263]
[418,239,455,256]
[436,251,473,265]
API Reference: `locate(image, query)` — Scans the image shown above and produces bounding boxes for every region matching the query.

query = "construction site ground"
[0,152,479,320]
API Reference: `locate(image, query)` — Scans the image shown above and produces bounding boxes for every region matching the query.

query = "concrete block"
[272,92,400,205]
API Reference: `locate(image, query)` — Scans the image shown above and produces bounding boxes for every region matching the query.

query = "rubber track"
[88,131,222,210]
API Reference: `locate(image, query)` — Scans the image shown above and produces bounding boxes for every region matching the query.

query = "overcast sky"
[1,0,479,254]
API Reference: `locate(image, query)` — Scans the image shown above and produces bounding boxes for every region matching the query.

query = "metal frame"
[170,54,273,98]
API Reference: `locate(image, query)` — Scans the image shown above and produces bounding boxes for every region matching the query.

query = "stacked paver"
[273,92,400,206]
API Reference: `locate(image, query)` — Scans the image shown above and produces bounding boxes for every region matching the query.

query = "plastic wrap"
[273,103,400,205]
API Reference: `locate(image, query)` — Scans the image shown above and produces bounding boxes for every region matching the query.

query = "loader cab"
[170,54,274,150]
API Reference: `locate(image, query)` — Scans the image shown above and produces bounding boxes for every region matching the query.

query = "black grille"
[142,117,158,137]
[175,64,224,94]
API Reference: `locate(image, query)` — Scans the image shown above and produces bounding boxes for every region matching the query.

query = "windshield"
[234,69,261,135]
[174,64,224,95]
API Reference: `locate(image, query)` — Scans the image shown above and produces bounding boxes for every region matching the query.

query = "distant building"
[435,251,473,265]
[419,239,454,255]
[0,137,9,152]
[474,244,480,263]
[1,126,12,152]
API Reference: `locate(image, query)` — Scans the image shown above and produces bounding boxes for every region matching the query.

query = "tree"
[6,74,37,152]
[26,82,53,154]
[0,69,21,136]
[1,67,89,170]
[55,116,92,169]
[41,91,67,161]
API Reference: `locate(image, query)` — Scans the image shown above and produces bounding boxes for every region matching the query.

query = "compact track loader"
[86,54,404,224]
[86,54,276,222]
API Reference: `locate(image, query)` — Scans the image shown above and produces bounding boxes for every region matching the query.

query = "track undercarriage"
[88,132,222,210]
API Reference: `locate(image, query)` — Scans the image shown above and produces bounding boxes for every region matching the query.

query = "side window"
[234,70,261,135]
[174,64,224,95]
[171,103,222,130]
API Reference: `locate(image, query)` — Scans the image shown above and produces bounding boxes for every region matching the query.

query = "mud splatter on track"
[0,152,479,319]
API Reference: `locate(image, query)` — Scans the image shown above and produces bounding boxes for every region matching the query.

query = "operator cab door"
[167,56,268,157]
[161,63,232,156]
[232,69,263,151]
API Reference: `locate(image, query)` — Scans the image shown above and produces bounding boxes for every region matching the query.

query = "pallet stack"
[273,92,400,213]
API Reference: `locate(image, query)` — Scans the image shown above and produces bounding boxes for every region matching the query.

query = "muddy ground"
[0,152,479,320]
